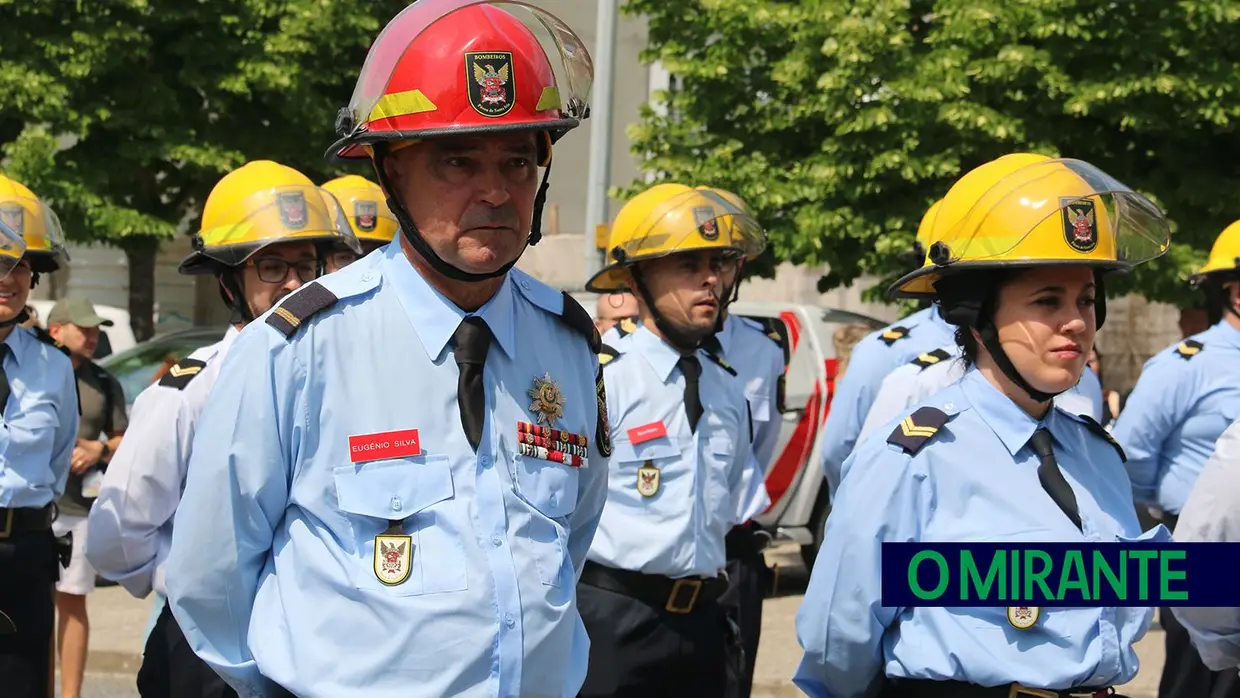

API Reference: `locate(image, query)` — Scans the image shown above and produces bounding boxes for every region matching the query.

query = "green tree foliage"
[621,0,1240,306]
[0,0,402,337]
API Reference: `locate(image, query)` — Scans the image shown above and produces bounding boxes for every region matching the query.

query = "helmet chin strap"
[628,264,709,353]
[712,263,744,334]
[218,270,254,325]
[976,321,1061,404]
[371,146,552,284]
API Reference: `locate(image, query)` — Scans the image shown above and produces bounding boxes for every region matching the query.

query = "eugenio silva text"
[880,543,1240,607]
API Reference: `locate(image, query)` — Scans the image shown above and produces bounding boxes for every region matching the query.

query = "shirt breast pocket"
[333,456,467,597]
[611,438,683,515]
[745,391,772,425]
[514,454,579,588]
[8,400,59,487]
[706,434,736,515]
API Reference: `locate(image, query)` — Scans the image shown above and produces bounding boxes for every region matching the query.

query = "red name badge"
[627,421,667,445]
[348,429,421,463]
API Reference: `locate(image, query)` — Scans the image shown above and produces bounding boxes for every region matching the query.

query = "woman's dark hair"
[956,324,981,367]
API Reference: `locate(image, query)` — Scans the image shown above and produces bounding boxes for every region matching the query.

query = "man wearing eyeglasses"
[85,160,359,698]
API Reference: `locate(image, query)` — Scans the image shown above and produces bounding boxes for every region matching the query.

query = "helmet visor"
[328,186,399,241]
[0,194,69,262]
[615,188,767,265]
[931,159,1170,268]
[198,185,362,267]
[0,218,28,279]
[347,0,593,135]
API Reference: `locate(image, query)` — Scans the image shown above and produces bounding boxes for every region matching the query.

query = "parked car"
[27,299,138,359]
[99,327,230,409]
[569,293,887,564]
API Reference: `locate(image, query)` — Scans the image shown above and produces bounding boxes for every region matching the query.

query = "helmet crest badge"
[467,52,515,118]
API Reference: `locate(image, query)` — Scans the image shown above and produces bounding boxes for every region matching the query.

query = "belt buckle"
[1009,686,1057,698]
[665,578,703,614]
[0,509,12,540]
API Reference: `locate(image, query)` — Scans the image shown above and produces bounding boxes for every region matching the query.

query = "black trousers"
[0,530,57,698]
[137,601,239,698]
[720,551,768,698]
[577,581,737,698]
[1158,606,1240,698]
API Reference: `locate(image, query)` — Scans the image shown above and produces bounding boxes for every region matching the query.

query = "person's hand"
[71,439,105,474]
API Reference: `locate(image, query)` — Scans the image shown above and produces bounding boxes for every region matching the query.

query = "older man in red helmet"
[163,2,610,697]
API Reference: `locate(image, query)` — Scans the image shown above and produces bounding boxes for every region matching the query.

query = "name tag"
[627,421,667,445]
[348,429,421,463]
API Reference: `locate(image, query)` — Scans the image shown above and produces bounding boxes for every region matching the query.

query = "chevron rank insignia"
[159,358,206,390]
[1174,339,1203,360]
[878,326,910,346]
[1078,414,1126,463]
[266,282,338,339]
[887,406,949,455]
[912,348,951,370]
[598,343,620,367]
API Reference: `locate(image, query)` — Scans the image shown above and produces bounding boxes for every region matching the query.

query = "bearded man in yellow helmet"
[84,160,358,698]
[0,174,80,698]
[796,153,1173,697]
[1113,218,1240,698]
[320,175,399,272]
[579,183,767,695]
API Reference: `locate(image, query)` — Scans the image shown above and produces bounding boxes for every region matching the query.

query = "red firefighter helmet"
[329,0,593,162]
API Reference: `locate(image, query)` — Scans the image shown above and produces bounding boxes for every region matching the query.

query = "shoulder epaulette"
[598,343,622,367]
[1174,339,1204,360]
[594,362,612,457]
[911,348,951,370]
[266,282,338,339]
[558,291,601,354]
[704,349,737,377]
[766,329,782,345]
[887,406,950,455]
[1078,414,1126,463]
[878,325,910,347]
[158,358,206,390]
[617,317,638,337]
[30,326,70,357]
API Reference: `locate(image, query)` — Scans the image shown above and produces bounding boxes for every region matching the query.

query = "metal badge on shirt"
[1007,605,1040,629]
[629,421,668,497]
[518,372,590,467]
[347,428,422,586]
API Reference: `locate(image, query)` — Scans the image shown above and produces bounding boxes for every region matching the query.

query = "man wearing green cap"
[46,296,128,698]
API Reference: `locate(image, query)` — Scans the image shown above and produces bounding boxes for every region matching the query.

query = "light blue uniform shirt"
[165,244,610,698]
[589,326,751,578]
[714,314,784,476]
[795,369,1165,698]
[0,325,79,508]
[1171,415,1240,671]
[858,345,1103,442]
[1112,320,1240,514]
[819,305,955,497]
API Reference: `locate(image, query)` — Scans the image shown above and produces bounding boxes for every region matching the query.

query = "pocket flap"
[333,457,453,519]
[746,393,772,423]
[611,438,679,463]
[710,435,735,457]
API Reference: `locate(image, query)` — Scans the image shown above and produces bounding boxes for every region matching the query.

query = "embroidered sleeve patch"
[159,358,207,390]
[887,406,950,455]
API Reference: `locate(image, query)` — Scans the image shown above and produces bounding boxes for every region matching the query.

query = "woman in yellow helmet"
[320,175,399,272]
[0,174,81,698]
[795,153,1172,698]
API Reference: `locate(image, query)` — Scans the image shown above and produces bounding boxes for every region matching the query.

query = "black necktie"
[1029,428,1082,531]
[452,317,492,452]
[678,355,703,433]
[0,344,10,416]
[702,334,723,358]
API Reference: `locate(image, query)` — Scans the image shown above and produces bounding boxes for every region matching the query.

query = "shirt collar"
[633,325,687,382]
[959,368,1052,456]
[380,243,516,361]
[714,314,738,356]
[3,326,28,367]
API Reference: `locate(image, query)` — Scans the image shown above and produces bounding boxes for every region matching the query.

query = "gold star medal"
[527,372,565,425]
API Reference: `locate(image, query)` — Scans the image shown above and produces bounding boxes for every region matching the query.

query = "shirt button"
[481,456,490,467]
[391,496,402,512]
[504,613,516,628]
[492,535,503,547]
[549,493,557,506]
[362,272,375,282]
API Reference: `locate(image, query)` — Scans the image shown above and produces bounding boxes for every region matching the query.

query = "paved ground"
[70,544,1166,698]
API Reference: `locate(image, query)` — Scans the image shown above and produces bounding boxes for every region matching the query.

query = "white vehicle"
[571,293,886,564]
[25,299,137,359]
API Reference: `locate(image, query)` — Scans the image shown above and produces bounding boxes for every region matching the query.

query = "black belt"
[884,679,1118,698]
[725,522,772,559]
[0,505,55,539]
[580,561,728,614]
